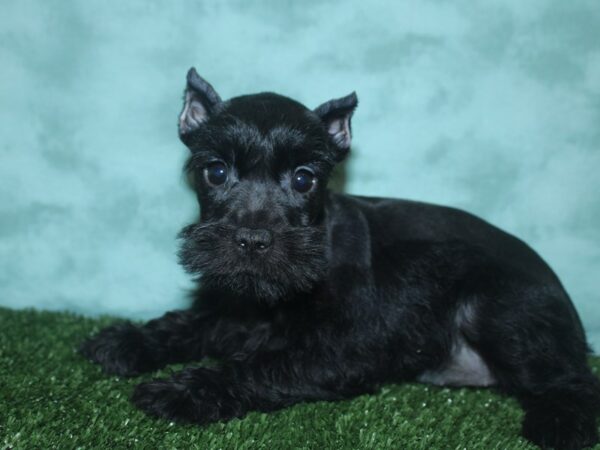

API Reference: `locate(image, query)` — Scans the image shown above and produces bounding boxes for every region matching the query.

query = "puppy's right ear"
[314,92,358,159]
[178,68,222,141]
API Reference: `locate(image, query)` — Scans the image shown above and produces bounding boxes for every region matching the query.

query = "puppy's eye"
[204,161,228,186]
[292,167,316,193]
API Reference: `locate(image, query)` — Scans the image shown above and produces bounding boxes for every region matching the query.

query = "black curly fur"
[80,68,600,450]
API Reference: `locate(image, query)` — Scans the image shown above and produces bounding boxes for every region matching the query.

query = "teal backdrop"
[1,1,599,346]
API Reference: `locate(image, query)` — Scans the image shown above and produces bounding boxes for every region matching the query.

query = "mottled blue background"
[1,1,599,346]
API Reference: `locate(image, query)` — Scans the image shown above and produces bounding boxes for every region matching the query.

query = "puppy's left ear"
[179,68,222,141]
[314,92,358,155]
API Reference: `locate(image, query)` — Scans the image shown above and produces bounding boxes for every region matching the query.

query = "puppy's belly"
[417,338,496,387]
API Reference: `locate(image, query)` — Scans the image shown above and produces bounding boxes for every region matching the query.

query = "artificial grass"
[1,307,599,450]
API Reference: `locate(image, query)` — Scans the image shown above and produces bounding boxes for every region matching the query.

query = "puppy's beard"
[178,222,327,304]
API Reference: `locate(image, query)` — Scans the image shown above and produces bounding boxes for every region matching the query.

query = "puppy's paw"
[131,368,244,424]
[522,409,599,450]
[79,323,160,376]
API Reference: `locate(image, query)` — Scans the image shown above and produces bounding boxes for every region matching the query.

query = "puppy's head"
[177,68,357,304]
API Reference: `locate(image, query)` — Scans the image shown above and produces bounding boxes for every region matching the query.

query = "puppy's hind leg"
[462,278,600,450]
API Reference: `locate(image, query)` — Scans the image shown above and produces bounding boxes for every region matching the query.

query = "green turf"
[1,307,598,450]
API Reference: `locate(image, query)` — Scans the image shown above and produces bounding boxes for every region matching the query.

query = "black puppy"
[81,68,600,449]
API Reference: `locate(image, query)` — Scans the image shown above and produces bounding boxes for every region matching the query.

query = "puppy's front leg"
[80,309,212,376]
[132,342,376,424]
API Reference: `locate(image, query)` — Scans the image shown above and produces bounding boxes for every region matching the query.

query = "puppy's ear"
[179,68,222,140]
[314,92,358,154]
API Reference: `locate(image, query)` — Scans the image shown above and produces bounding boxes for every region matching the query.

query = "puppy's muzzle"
[234,227,273,252]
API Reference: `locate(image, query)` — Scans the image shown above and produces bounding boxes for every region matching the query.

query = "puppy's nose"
[234,227,273,252]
